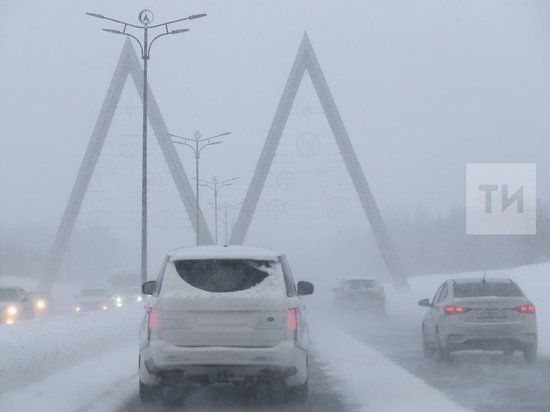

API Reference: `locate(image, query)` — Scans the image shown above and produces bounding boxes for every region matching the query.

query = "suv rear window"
[453,282,523,298]
[174,259,276,293]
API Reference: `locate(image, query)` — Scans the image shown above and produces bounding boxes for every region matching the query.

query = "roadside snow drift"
[0,305,143,393]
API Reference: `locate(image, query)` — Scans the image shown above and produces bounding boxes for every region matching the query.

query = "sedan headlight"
[6,305,18,316]
[115,296,122,303]
[35,299,47,310]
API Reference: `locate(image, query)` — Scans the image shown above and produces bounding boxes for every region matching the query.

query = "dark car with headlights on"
[0,287,35,324]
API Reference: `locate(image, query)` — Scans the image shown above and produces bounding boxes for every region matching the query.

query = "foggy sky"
[2,0,550,278]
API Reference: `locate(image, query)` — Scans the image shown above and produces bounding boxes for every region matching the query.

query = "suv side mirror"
[297,281,314,296]
[142,281,157,296]
[418,298,431,307]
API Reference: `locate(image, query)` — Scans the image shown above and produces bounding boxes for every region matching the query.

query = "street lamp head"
[138,9,154,26]
[188,13,207,20]
[103,28,123,34]
[210,141,222,146]
[170,29,190,35]
[86,12,104,19]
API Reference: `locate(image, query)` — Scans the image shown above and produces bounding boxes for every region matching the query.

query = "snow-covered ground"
[1,262,549,411]
[0,305,142,393]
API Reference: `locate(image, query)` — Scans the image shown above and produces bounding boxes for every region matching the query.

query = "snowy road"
[116,355,348,411]
[339,311,550,412]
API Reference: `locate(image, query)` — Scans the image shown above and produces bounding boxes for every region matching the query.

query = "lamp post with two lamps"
[199,176,239,244]
[86,9,207,286]
[169,131,231,245]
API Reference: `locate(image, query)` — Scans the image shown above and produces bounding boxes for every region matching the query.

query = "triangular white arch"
[40,39,213,291]
[230,33,410,290]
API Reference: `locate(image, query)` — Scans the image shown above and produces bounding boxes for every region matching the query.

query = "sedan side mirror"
[142,281,157,296]
[297,281,314,296]
[418,298,431,307]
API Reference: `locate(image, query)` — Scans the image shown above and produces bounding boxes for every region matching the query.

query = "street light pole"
[169,131,231,245]
[199,176,239,244]
[86,10,206,287]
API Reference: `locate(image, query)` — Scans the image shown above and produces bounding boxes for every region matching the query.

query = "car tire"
[422,327,432,357]
[139,380,155,402]
[157,384,185,405]
[286,379,308,403]
[502,348,514,358]
[523,343,537,362]
[436,330,450,362]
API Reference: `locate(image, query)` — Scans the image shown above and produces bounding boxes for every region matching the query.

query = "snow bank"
[310,317,469,412]
[0,344,138,412]
[0,305,143,393]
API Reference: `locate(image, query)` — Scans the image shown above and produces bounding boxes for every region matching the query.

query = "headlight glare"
[6,305,18,316]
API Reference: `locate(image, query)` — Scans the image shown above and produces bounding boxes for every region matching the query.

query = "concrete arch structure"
[230,33,410,290]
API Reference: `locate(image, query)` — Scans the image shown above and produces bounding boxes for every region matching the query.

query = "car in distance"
[419,277,537,361]
[75,285,113,313]
[109,272,142,307]
[27,291,52,316]
[113,286,142,307]
[139,245,314,403]
[332,278,385,315]
[0,287,35,324]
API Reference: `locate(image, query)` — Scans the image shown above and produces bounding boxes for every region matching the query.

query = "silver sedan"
[419,277,537,362]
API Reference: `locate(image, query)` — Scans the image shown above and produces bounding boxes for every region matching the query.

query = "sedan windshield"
[0,289,19,301]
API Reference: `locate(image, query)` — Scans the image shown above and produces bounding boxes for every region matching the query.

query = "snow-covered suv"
[139,246,314,403]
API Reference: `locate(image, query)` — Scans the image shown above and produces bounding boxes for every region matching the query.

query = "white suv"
[419,277,537,362]
[139,246,314,403]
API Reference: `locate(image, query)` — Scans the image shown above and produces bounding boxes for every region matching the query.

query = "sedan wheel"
[422,327,432,357]
[523,343,537,362]
[436,330,450,362]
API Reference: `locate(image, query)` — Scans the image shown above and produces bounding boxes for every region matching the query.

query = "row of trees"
[387,204,550,277]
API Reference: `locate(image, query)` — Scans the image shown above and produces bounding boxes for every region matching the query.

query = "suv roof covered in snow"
[168,245,283,261]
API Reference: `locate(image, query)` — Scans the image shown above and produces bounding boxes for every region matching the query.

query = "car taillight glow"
[444,305,470,315]
[514,304,536,313]
[284,308,300,340]
[147,307,160,340]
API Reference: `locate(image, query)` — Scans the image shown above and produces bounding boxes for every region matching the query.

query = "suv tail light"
[147,307,160,340]
[514,304,536,314]
[284,307,300,340]
[444,305,470,315]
